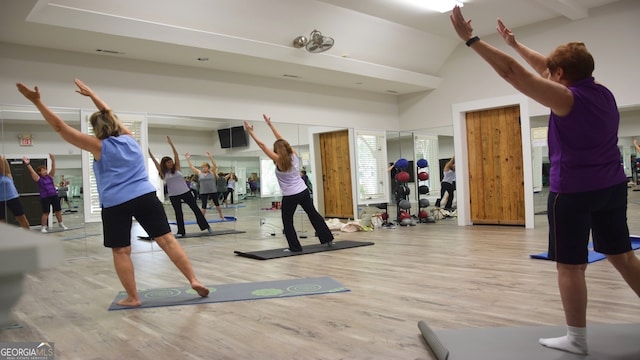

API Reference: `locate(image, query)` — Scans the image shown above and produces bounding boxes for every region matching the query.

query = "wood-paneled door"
[319,130,353,219]
[466,105,525,225]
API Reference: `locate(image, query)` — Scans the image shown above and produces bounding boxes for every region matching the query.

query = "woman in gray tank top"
[186,151,226,221]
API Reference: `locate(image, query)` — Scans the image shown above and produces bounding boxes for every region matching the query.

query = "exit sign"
[19,134,33,146]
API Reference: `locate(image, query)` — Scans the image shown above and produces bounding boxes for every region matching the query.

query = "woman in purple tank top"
[451,7,640,355]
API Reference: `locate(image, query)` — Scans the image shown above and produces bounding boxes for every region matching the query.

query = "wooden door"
[319,130,353,218]
[466,105,525,225]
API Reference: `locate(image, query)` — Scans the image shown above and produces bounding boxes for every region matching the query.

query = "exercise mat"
[108,276,349,310]
[234,240,374,260]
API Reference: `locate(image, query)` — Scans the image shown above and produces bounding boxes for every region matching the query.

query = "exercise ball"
[395,171,410,183]
[401,218,413,226]
[417,158,428,168]
[427,216,436,223]
[380,212,389,221]
[418,185,430,194]
[398,199,411,210]
[418,172,429,181]
[418,209,429,219]
[399,211,411,220]
[419,198,430,208]
[395,158,409,169]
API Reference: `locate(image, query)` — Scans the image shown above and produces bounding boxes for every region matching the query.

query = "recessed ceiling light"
[402,0,463,13]
[386,90,399,94]
[283,74,301,78]
[197,57,209,61]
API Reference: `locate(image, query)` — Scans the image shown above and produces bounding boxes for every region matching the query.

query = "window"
[355,130,388,204]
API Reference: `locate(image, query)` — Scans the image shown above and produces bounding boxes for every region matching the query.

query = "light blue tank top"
[275,154,307,196]
[0,175,19,201]
[442,169,455,184]
[93,136,156,208]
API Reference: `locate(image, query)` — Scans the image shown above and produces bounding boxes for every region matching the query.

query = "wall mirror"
[0,104,89,259]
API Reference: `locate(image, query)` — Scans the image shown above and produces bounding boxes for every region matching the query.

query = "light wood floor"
[3,189,640,359]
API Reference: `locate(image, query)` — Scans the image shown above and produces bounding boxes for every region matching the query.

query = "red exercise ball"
[419,210,429,219]
[395,171,410,183]
[418,172,429,181]
[399,211,411,220]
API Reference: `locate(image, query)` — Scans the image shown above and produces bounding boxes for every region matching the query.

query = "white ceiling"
[0,0,623,95]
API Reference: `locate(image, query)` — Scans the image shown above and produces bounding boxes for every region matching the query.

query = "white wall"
[0,43,401,131]
[399,0,640,131]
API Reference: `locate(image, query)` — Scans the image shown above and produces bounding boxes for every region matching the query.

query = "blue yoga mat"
[108,276,349,310]
[169,216,236,225]
[531,235,640,263]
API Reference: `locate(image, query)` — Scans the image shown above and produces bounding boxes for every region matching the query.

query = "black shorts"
[0,197,26,219]
[548,181,630,264]
[101,192,171,248]
[41,195,61,213]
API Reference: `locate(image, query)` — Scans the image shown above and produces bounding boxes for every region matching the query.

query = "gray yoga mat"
[108,276,349,310]
[418,321,640,360]
[234,240,375,260]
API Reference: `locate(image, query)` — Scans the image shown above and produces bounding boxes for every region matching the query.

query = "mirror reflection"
[0,104,87,259]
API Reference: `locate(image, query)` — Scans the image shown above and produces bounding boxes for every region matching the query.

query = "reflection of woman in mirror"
[0,155,31,230]
[16,79,209,306]
[57,181,72,210]
[149,136,213,237]
[451,6,640,355]
[185,151,225,221]
[244,114,334,252]
[223,171,238,206]
[23,154,68,232]
[438,156,455,210]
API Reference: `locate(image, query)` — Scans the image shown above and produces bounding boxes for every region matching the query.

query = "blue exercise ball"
[417,158,428,168]
[395,158,409,169]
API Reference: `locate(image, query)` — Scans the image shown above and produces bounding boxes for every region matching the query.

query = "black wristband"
[465,36,480,47]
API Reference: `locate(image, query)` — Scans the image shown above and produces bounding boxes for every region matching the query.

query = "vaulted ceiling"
[0,0,622,95]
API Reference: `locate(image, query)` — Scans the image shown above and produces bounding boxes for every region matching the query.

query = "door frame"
[452,94,535,229]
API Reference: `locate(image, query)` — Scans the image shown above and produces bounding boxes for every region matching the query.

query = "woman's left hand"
[450,5,474,42]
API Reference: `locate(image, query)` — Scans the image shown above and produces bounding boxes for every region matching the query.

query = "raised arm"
[185,152,201,175]
[148,148,163,179]
[450,6,573,116]
[74,79,132,136]
[263,114,284,140]
[444,156,455,171]
[206,151,218,173]
[22,157,40,182]
[167,136,181,170]
[244,121,279,161]
[16,82,102,157]
[48,153,56,178]
[496,19,547,76]
[634,139,640,153]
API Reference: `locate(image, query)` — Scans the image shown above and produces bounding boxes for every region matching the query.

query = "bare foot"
[191,282,209,297]
[117,296,142,307]
[220,216,227,222]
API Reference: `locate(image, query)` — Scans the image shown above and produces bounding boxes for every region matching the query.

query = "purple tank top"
[547,77,626,193]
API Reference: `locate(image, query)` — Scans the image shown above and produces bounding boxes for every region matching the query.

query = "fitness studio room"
[1,1,640,359]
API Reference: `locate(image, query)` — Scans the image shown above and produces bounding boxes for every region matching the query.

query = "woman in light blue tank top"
[0,155,30,230]
[244,114,334,252]
[17,79,209,307]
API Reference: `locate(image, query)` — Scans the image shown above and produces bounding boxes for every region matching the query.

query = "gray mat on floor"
[137,229,245,240]
[418,321,640,360]
[108,276,349,311]
[234,240,375,260]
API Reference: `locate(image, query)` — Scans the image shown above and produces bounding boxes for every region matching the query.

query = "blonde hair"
[89,109,125,140]
[201,162,210,169]
[0,156,10,177]
[273,139,293,172]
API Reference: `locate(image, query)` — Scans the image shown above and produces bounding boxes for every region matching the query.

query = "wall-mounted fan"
[292,30,334,53]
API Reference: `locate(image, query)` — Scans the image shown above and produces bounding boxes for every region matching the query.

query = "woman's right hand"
[244,121,254,132]
[262,114,272,126]
[185,152,191,159]
[22,156,30,165]
[497,19,517,47]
